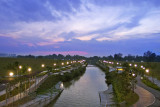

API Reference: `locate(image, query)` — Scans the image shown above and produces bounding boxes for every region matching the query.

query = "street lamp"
[146,69,149,73]
[28,67,32,93]
[67,62,69,64]
[141,65,143,68]
[28,67,32,72]
[41,64,45,68]
[54,63,56,66]
[132,73,135,76]
[19,65,22,69]
[62,62,64,66]
[129,64,132,66]
[9,72,14,77]
[134,64,137,67]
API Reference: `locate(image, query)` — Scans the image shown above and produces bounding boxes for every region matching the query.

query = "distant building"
[0,53,16,57]
[116,66,124,73]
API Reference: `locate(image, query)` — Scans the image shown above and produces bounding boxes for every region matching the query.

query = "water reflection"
[48,65,108,107]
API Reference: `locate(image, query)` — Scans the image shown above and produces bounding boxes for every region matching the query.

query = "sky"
[0,0,160,56]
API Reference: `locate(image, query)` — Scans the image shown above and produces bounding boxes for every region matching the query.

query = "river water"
[48,65,108,107]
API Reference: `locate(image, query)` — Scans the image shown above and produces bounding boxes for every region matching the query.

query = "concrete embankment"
[99,85,115,107]
[20,82,63,107]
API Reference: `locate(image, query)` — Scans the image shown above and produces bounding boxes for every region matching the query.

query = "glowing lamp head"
[134,64,137,67]
[54,63,56,66]
[141,65,143,68]
[28,67,32,72]
[132,73,135,76]
[146,69,149,73]
[19,65,22,69]
[129,64,132,66]
[62,62,64,65]
[41,64,45,68]
[67,62,69,64]
[9,72,14,77]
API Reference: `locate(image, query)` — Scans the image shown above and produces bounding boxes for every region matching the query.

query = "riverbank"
[20,65,87,107]
[50,65,107,107]
[96,61,139,106]
[99,84,114,107]
[20,82,64,107]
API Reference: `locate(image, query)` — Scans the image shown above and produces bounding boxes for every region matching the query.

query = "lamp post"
[17,65,22,106]
[131,73,136,92]
[28,67,32,93]
[6,72,14,105]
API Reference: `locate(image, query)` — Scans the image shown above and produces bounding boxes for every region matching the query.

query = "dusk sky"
[0,0,160,56]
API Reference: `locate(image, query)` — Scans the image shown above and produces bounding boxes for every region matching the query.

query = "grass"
[125,92,139,106]
[142,77,160,91]
[0,57,71,76]
[127,62,160,80]
[36,75,61,95]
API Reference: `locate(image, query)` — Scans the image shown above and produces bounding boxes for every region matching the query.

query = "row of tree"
[17,51,160,62]
[102,51,159,62]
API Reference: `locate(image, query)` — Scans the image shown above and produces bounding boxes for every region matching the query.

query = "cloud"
[113,10,160,38]
[0,0,136,45]
[75,34,99,41]
[0,0,160,56]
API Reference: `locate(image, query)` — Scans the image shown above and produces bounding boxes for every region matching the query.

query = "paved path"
[132,85,155,107]
[0,74,48,106]
[136,76,160,107]
[0,75,46,96]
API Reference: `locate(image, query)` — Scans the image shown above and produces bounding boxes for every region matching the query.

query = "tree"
[144,51,156,62]
[114,53,123,61]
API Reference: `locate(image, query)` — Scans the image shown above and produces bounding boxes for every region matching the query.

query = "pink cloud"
[30,51,88,56]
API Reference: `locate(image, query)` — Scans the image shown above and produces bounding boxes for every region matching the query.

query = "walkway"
[0,74,48,106]
[132,85,155,107]
[136,75,160,106]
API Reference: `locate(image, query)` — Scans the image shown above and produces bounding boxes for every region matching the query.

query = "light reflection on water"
[48,65,108,107]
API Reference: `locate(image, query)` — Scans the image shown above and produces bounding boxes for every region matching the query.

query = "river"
[48,65,108,107]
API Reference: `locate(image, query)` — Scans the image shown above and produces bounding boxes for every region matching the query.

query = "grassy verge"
[125,92,139,106]
[142,77,160,91]
[36,75,61,95]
